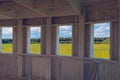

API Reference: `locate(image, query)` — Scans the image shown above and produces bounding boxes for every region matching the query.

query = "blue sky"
[59,26,72,38]
[94,22,110,38]
[30,27,41,38]
[2,22,110,39]
[2,27,13,39]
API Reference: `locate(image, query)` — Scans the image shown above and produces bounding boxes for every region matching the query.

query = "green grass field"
[94,44,110,59]
[59,44,110,59]
[1,43,110,59]
[2,44,12,53]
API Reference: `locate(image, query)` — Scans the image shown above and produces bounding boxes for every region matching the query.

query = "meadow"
[2,43,110,59]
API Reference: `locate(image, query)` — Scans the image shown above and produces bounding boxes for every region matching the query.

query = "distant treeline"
[2,39,12,43]
[59,37,72,44]
[31,39,40,44]
[1,39,41,44]
[59,37,110,44]
[31,38,72,44]
[1,37,110,44]
[94,37,110,44]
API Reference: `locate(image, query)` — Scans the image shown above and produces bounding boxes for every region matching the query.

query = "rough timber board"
[0,0,117,19]
[118,0,120,61]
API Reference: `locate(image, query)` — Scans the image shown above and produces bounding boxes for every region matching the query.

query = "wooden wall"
[85,0,119,22]
[98,61,120,80]
[0,54,119,80]
[0,0,119,80]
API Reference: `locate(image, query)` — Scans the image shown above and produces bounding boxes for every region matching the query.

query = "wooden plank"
[61,59,77,80]
[0,27,2,53]
[17,19,23,54]
[0,55,18,76]
[17,56,23,77]
[22,27,28,53]
[41,26,47,55]
[51,26,58,55]
[32,57,51,80]
[46,17,52,55]
[72,25,79,56]
[118,0,120,61]
[78,15,85,58]
[13,27,18,53]
[110,21,119,60]
[51,57,62,80]
[0,54,119,80]
[84,24,93,58]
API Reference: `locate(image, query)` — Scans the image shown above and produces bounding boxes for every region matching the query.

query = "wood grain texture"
[0,54,119,80]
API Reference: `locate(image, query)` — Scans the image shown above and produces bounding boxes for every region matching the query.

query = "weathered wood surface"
[98,61,120,80]
[0,54,119,80]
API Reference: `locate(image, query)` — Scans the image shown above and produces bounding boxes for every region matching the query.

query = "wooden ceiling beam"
[0,11,16,19]
[12,0,48,16]
[65,0,81,14]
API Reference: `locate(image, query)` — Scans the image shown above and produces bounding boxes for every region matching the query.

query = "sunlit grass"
[1,44,110,59]
[30,44,41,54]
[94,44,110,59]
[59,44,72,56]
[2,44,12,53]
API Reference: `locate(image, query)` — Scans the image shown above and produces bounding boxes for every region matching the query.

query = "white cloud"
[94,23,110,27]
[94,23,110,38]
[31,27,41,33]
[59,25,72,30]
[2,27,13,39]
[2,27,12,34]
[30,27,41,38]
[59,26,72,38]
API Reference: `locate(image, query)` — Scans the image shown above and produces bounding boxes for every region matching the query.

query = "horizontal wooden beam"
[0,11,16,19]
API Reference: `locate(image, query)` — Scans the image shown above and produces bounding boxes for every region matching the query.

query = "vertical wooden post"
[13,22,28,54]
[72,15,85,80]
[46,17,52,55]
[13,27,18,53]
[78,15,85,80]
[41,26,47,55]
[51,26,58,55]
[26,27,30,54]
[78,16,85,58]
[89,24,94,58]
[0,27,2,53]
[45,17,58,55]
[73,23,93,58]
[72,25,79,57]
[17,19,23,54]
[22,27,28,53]
[118,0,120,61]
[110,21,119,60]
[84,24,93,58]
[17,19,23,77]
[56,26,59,55]
[72,16,85,58]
